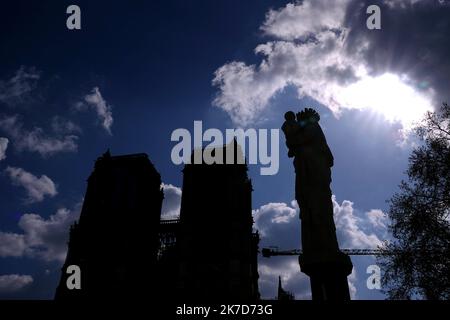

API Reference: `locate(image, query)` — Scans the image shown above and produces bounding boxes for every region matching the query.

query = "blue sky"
[0,0,449,299]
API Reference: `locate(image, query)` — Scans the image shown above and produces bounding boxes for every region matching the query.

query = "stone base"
[299,251,353,301]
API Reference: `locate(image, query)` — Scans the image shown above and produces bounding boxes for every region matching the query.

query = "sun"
[337,73,433,129]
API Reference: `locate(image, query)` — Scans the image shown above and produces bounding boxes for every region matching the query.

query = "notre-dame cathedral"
[55,143,260,300]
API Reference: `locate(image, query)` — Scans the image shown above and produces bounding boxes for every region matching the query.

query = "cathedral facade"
[55,147,259,300]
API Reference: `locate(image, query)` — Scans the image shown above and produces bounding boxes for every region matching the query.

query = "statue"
[282,108,352,300]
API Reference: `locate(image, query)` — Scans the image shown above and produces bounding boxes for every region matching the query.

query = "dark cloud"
[213,0,447,129]
[0,66,40,107]
[326,65,360,85]
[0,275,33,293]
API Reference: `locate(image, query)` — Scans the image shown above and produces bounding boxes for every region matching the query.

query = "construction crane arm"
[261,247,384,257]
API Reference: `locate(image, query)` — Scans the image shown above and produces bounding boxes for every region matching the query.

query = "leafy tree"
[379,103,450,300]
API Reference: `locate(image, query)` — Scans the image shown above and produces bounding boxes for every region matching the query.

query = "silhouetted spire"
[278,276,281,292]
[103,148,111,158]
[277,276,294,300]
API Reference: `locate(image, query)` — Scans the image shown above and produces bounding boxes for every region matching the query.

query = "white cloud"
[0,275,33,293]
[5,166,57,203]
[261,0,349,40]
[212,27,359,126]
[333,195,384,248]
[0,204,81,262]
[0,232,27,257]
[82,87,113,134]
[212,0,433,130]
[0,114,78,157]
[348,269,357,299]
[161,183,181,219]
[18,208,80,262]
[0,137,8,161]
[253,201,298,239]
[0,66,40,106]
[367,209,387,229]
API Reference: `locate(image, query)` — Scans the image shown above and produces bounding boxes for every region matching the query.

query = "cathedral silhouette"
[55,143,260,300]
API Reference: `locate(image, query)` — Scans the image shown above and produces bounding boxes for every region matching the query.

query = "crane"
[261,247,386,257]
[262,247,446,257]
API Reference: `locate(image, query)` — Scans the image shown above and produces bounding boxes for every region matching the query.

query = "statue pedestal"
[299,251,353,301]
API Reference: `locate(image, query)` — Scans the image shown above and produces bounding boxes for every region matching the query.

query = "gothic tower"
[55,151,163,299]
[176,141,260,301]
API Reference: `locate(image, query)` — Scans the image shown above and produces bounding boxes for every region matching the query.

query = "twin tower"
[55,143,260,300]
